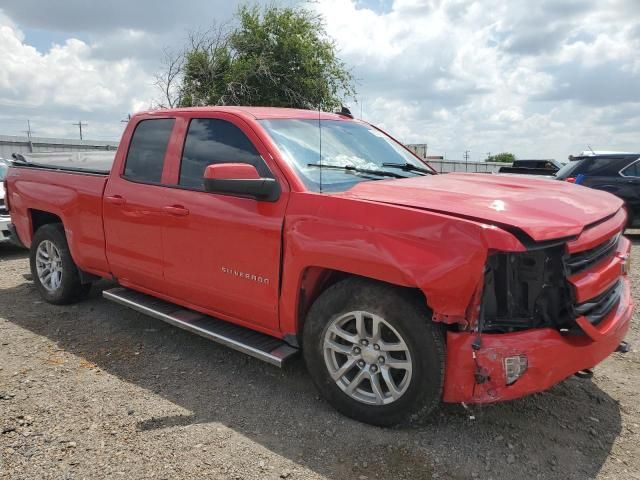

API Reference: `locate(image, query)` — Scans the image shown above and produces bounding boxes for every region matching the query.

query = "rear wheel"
[303,277,445,426]
[30,224,91,304]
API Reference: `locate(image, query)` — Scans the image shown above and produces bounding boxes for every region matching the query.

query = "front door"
[103,118,175,293]
[160,115,288,332]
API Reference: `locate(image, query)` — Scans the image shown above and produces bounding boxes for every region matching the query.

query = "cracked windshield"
[260,119,435,192]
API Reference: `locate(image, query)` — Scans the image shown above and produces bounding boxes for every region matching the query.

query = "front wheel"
[30,223,91,305]
[303,278,445,426]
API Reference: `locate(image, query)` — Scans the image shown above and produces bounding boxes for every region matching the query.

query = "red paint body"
[6,107,633,405]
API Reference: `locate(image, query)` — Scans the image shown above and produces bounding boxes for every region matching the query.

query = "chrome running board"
[103,287,298,367]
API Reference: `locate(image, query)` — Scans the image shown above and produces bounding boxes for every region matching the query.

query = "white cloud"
[0,20,155,111]
[0,0,639,159]
[314,0,640,160]
[0,14,156,139]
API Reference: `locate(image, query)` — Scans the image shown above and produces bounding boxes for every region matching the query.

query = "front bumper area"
[442,276,632,404]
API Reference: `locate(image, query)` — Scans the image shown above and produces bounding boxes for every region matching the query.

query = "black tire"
[303,277,445,427]
[30,223,91,305]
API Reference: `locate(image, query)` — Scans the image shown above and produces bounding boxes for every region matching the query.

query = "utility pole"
[72,121,88,140]
[121,113,131,124]
[486,152,491,161]
[464,150,470,171]
[23,120,35,152]
[23,120,34,140]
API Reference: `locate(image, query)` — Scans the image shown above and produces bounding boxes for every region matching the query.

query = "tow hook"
[575,369,594,379]
[615,341,630,354]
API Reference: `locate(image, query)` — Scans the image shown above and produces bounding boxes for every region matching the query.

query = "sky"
[0,0,638,161]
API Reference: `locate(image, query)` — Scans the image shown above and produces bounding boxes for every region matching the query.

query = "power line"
[72,121,88,140]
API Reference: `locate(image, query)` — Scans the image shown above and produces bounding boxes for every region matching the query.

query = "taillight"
[565,177,576,183]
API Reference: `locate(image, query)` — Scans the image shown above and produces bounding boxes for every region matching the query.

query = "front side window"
[555,160,580,179]
[259,119,435,192]
[179,118,271,189]
[123,119,175,183]
[576,157,617,175]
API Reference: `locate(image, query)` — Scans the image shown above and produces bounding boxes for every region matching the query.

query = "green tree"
[156,5,355,110]
[487,152,517,163]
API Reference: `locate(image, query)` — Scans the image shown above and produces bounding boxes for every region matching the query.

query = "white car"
[0,158,10,243]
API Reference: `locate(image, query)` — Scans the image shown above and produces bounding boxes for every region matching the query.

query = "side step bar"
[103,287,298,367]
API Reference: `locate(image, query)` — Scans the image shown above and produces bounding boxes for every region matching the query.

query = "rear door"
[159,114,289,333]
[103,118,175,294]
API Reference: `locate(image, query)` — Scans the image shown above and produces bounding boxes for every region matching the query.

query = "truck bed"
[12,151,115,175]
[7,162,111,276]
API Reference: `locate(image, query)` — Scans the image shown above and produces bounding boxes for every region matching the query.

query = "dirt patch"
[1,235,639,479]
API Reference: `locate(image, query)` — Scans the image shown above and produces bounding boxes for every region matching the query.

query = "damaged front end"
[480,245,574,333]
[443,213,633,404]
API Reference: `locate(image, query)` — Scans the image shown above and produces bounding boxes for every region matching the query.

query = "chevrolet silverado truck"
[4,107,633,426]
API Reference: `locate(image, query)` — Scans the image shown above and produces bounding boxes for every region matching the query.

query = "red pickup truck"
[4,107,633,426]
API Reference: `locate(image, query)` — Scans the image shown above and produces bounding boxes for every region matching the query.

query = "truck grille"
[574,280,623,326]
[565,233,620,275]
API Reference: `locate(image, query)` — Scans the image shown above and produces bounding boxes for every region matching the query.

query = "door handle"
[163,205,190,216]
[105,195,126,206]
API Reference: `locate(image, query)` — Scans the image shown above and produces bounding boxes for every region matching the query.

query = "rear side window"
[622,160,640,177]
[123,119,175,183]
[179,118,271,189]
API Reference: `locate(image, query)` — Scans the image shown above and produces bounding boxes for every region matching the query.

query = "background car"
[556,151,640,228]
[0,158,11,242]
[498,158,566,176]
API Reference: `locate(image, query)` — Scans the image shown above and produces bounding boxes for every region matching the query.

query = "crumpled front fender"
[279,193,525,335]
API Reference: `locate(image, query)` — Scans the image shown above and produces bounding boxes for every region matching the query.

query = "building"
[406,143,504,173]
[0,134,118,159]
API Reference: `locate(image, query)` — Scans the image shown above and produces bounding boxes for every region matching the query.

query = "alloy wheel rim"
[323,310,412,405]
[35,240,63,292]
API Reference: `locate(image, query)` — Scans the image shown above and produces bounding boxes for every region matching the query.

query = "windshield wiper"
[382,162,435,175]
[306,164,407,179]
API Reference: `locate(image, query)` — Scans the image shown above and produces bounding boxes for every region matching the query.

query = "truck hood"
[339,173,623,242]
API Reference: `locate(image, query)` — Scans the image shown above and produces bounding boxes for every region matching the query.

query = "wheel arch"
[30,209,63,235]
[288,266,430,347]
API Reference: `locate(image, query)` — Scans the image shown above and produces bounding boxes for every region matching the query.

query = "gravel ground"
[1,233,639,480]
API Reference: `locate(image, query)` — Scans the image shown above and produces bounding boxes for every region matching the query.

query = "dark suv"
[556,152,640,227]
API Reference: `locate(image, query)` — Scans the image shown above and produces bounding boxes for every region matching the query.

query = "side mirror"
[203,163,280,202]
